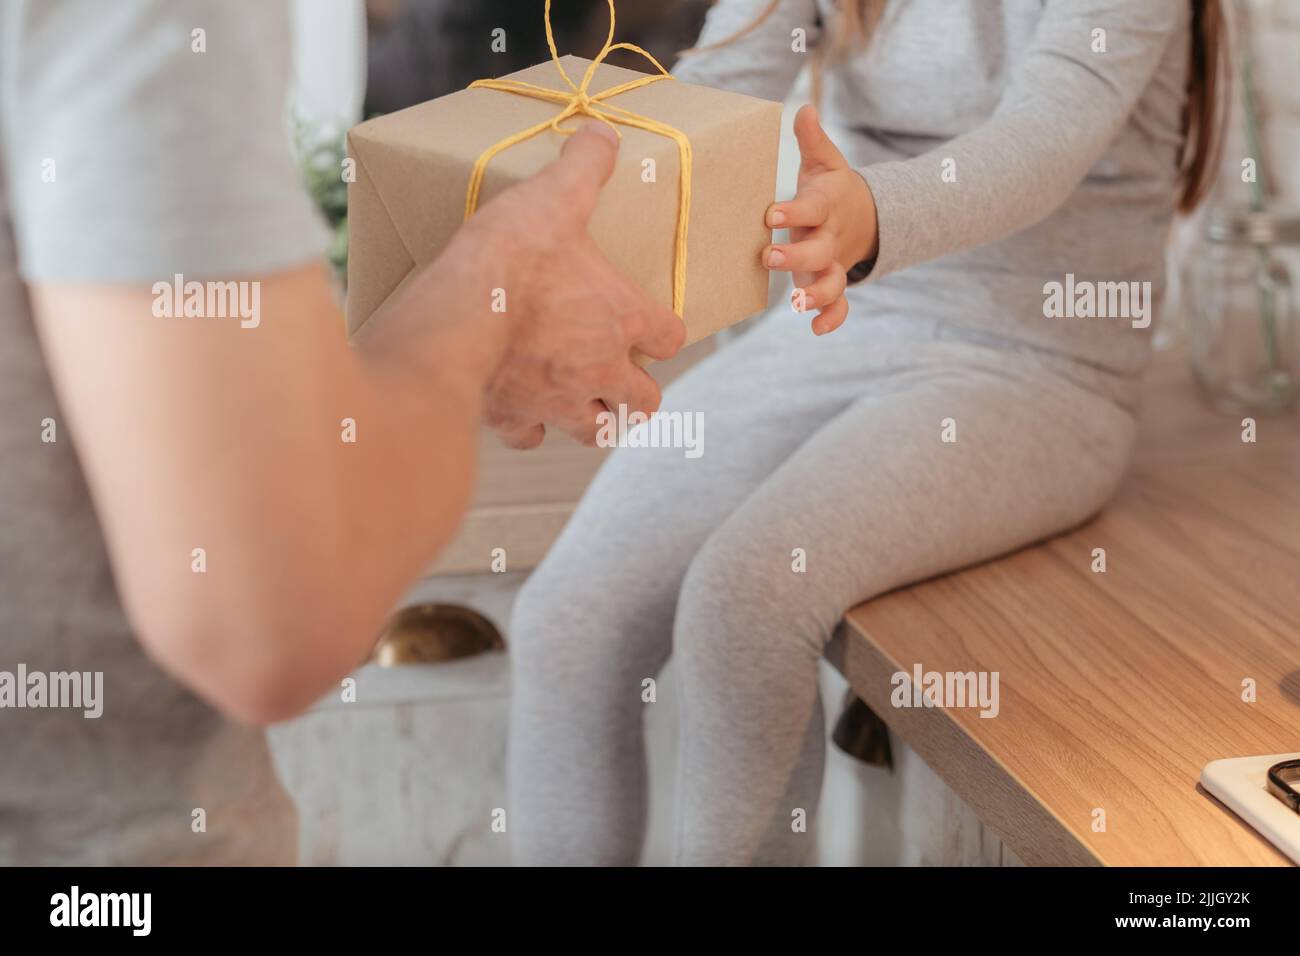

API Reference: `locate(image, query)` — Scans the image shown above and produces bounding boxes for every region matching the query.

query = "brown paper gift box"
[345,55,783,348]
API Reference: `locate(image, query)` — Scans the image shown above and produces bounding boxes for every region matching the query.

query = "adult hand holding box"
[345,10,782,352]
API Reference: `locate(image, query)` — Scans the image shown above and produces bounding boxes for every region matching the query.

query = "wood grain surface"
[829,348,1300,866]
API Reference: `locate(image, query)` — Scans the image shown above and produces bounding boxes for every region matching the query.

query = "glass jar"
[1185,206,1300,415]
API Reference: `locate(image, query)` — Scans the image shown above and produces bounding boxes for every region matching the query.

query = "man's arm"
[32,252,490,724]
[30,123,682,726]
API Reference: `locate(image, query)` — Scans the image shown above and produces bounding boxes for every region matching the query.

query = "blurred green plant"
[296,120,351,281]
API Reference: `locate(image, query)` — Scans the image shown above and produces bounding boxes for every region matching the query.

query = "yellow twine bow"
[464,0,692,317]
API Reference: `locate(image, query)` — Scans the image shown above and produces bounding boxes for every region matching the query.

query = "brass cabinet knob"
[369,604,505,666]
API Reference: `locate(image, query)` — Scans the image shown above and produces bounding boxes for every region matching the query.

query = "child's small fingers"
[811,297,849,336]
[767,191,829,229]
[792,264,847,313]
[765,232,834,273]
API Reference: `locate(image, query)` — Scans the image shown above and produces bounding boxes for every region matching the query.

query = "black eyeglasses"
[1266,759,1300,813]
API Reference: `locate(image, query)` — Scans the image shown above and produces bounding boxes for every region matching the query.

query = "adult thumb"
[544,121,619,221]
[793,105,846,171]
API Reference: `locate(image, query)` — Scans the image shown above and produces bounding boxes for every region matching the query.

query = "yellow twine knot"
[463,0,693,317]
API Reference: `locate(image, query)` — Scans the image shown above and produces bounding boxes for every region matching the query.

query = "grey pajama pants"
[507,303,1141,866]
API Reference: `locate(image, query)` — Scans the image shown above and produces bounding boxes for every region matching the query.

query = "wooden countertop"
[827,347,1300,866]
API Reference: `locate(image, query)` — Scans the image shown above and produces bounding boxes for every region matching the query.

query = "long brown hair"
[685,0,1226,213]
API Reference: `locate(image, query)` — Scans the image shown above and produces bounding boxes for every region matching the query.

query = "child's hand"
[764,105,879,336]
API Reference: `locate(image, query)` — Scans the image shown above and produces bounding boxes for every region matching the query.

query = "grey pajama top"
[673,0,1192,376]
